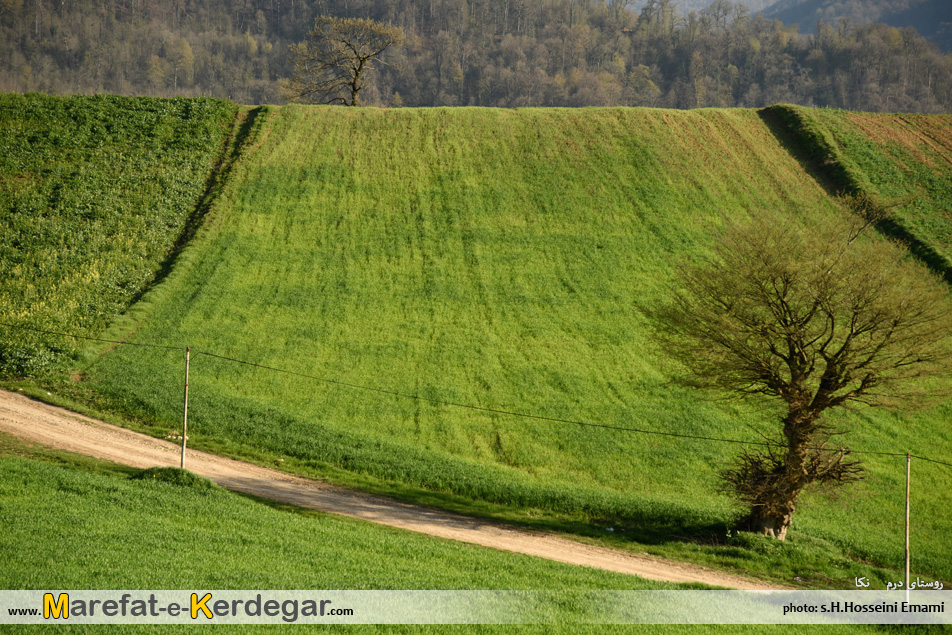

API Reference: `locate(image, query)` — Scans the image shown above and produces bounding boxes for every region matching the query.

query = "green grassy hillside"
[0,437,694,635]
[0,445,678,594]
[763,105,952,278]
[827,111,952,264]
[0,439,892,633]
[0,93,238,376]
[82,106,837,518]
[3,99,952,590]
[57,105,952,586]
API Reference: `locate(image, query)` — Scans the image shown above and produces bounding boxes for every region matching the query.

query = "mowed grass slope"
[71,105,952,585]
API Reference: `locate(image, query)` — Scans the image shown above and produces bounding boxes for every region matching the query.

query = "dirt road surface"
[0,389,782,590]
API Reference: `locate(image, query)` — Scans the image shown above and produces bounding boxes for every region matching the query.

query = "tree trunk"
[744,409,814,541]
[748,500,796,541]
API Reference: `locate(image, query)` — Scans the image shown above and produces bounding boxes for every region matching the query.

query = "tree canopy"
[284,16,405,106]
[1,0,951,111]
[655,209,952,539]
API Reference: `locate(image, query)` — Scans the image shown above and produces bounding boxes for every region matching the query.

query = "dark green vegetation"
[0,93,237,376]
[2,0,951,111]
[131,466,221,489]
[1,101,940,589]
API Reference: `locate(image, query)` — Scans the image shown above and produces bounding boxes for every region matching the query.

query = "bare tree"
[285,16,405,106]
[654,206,952,540]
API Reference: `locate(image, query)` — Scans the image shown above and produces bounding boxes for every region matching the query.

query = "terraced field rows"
[3,99,952,589]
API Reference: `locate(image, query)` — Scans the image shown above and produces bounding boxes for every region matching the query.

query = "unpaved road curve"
[0,389,782,590]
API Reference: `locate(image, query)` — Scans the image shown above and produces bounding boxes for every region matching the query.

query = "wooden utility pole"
[181,347,190,469]
[905,453,911,602]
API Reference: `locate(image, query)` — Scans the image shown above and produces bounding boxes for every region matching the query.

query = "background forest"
[1,0,951,111]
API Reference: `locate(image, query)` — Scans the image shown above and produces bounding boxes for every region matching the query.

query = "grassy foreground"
[0,438,684,593]
[45,105,950,587]
[0,437,906,633]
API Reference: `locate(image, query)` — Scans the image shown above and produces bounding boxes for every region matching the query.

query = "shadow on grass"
[126,105,268,309]
[225,471,736,551]
[518,513,735,549]
[757,104,952,284]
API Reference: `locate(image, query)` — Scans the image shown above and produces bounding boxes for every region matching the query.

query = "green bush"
[132,466,220,491]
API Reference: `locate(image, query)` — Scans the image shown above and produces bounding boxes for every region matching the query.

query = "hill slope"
[3,99,952,588]
[52,104,952,585]
[0,438,691,603]
[0,93,238,376]
[85,105,835,515]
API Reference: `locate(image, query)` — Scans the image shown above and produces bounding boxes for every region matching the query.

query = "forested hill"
[764,0,952,51]
[1,0,951,111]
[635,0,774,14]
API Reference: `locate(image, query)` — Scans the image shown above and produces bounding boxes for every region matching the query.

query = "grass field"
[764,105,952,278]
[0,436,909,633]
[1,438,686,593]
[0,93,237,376]
[0,435,684,633]
[24,104,944,588]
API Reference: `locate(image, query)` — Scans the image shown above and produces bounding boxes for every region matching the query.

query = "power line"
[195,350,919,458]
[196,350,779,448]
[3,321,948,465]
[0,322,183,352]
[910,454,952,468]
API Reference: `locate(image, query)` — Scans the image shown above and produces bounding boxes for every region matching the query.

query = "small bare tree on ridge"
[285,16,405,106]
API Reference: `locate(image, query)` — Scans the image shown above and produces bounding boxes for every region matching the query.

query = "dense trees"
[765,0,952,51]
[0,0,288,103]
[1,0,950,111]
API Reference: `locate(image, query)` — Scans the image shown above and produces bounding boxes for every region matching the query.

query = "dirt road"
[0,389,781,590]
